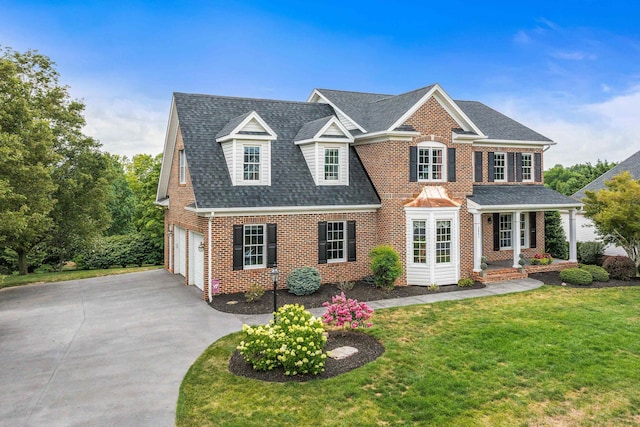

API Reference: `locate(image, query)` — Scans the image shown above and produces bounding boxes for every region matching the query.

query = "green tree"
[104,154,135,236]
[544,160,617,196]
[583,171,640,275]
[544,211,568,259]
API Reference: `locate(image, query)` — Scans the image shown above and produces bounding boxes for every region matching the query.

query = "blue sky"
[2,0,639,167]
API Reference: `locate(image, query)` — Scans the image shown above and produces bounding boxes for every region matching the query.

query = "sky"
[1,0,639,167]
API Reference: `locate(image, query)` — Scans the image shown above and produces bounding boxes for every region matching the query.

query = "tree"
[104,154,135,236]
[544,211,568,259]
[544,160,617,196]
[583,171,640,275]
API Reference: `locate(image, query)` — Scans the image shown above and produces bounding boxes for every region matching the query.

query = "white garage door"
[189,232,204,291]
[174,226,186,276]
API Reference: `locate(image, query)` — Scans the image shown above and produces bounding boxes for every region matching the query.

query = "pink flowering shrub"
[322,292,374,330]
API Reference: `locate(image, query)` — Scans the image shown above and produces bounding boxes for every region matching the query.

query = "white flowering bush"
[237,304,327,376]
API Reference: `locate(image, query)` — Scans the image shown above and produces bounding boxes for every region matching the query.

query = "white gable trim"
[388,84,486,137]
[307,89,367,133]
[156,97,179,202]
[473,139,556,148]
[216,111,277,143]
[352,130,419,145]
[294,116,354,145]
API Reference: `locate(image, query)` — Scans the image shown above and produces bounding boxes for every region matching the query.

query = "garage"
[189,231,204,290]
[174,226,186,276]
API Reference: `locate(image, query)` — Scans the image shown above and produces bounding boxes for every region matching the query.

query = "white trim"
[352,130,419,145]
[493,152,507,182]
[156,198,169,207]
[306,89,367,133]
[474,139,556,147]
[215,111,277,142]
[243,224,267,269]
[467,199,582,213]
[416,141,447,183]
[326,220,347,263]
[184,204,381,217]
[521,152,534,182]
[156,98,179,202]
[179,149,187,184]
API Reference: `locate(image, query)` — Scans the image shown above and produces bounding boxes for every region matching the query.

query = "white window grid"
[494,153,506,181]
[326,221,345,262]
[324,148,340,181]
[520,213,529,248]
[179,150,186,184]
[243,146,261,181]
[412,220,427,264]
[499,214,512,249]
[522,153,533,181]
[418,147,443,181]
[243,224,265,267]
[435,220,451,264]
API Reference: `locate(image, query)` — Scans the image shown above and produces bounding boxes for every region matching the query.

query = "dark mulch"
[229,329,385,382]
[209,280,485,315]
[529,271,640,288]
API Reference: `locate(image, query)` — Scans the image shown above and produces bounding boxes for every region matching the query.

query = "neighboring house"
[156,84,581,298]
[561,150,640,256]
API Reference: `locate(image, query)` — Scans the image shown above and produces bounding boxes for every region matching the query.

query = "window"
[243,146,260,181]
[243,225,265,268]
[494,153,506,181]
[499,214,512,249]
[412,220,427,264]
[522,153,533,181]
[326,221,345,262]
[520,213,529,248]
[179,149,186,184]
[324,148,340,181]
[436,220,451,263]
[418,147,444,181]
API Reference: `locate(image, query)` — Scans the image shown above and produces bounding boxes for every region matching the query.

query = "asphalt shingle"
[468,185,581,207]
[572,150,640,200]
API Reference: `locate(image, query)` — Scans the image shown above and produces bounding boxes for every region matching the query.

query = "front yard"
[178,285,640,426]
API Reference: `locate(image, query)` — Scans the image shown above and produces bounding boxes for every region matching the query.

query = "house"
[561,150,640,256]
[156,84,582,298]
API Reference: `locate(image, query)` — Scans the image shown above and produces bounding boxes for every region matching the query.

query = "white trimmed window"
[326,221,346,262]
[412,220,427,264]
[499,214,512,249]
[435,220,451,264]
[243,224,265,268]
[520,213,529,248]
[418,146,444,181]
[324,148,340,181]
[243,146,261,181]
[179,149,186,184]
[494,152,506,181]
[522,153,533,182]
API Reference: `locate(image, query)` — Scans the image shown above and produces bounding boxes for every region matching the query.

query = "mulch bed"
[229,330,385,382]
[529,271,640,288]
[209,280,485,315]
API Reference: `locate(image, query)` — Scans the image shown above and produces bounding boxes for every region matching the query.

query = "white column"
[569,209,578,262]
[512,211,521,268]
[473,212,483,272]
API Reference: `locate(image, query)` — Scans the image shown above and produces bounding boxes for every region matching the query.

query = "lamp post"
[270,265,279,321]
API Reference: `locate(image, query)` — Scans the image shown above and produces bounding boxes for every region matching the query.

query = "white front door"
[189,232,204,291]
[174,226,186,276]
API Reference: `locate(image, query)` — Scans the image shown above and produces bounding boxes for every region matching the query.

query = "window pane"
[499,214,512,249]
[436,220,451,263]
[418,148,430,180]
[522,153,532,181]
[494,153,505,181]
[520,212,528,247]
[243,146,260,181]
[327,221,345,260]
[244,225,264,266]
[413,220,426,264]
[324,148,339,180]
[432,149,442,180]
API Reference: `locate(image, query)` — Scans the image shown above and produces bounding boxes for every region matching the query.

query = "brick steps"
[473,267,528,284]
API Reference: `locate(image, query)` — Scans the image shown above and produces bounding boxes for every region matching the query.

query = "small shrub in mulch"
[560,268,593,286]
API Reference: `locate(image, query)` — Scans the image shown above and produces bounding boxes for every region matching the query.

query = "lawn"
[0,265,162,289]
[177,286,640,426]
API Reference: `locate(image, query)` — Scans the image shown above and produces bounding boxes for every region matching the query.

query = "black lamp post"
[270,265,279,321]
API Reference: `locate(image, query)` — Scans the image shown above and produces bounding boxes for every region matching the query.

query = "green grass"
[0,265,162,289]
[177,286,640,426]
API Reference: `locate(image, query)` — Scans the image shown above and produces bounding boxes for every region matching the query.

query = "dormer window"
[324,148,340,181]
[243,146,261,181]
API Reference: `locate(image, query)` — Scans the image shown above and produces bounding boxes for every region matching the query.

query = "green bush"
[74,233,162,270]
[578,241,604,265]
[580,264,609,282]
[602,256,636,280]
[369,245,402,290]
[457,278,474,287]
[237,304,327,376]
[244,283,265,303]
[559,267,593,286]
[286,267,321,296]
[545,211,568,259]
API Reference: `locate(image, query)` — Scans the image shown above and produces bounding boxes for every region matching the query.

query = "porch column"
[568,209,578,262]
[512,211,522,268]
[473,212,483,272]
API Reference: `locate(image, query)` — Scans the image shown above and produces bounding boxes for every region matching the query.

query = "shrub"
[559,267,593,286]
[580,264,609,282]
[369,245,402,290]
[545,211,568,259]
[531,253,553,265]
[427,284,439,292]
[457,278,474,287]
[237,304,327,376]
[337,280,355,293]
[578,241,605,265]
[602,256,636,280]
[322,292,374,330]
[244,283,265,303]
[286,267,321,296]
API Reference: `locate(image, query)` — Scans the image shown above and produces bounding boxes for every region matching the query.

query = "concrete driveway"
[0,269,244,427]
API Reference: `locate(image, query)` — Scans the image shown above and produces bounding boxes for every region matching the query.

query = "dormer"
[216,111,277,186]
[294,116,353,186]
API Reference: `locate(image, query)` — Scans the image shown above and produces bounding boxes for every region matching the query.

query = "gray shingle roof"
[294,116,334,142]
[215,111,253,139]
[572,150,640,200]
[173,93,380,209]
[468,185,581,207]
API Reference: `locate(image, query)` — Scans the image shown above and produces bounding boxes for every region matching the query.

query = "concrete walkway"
[0,270,542,426]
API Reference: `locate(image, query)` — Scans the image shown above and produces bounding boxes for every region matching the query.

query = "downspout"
[208,215,213,303]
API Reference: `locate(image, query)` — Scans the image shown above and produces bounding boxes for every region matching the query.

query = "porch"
[473,259,579,283]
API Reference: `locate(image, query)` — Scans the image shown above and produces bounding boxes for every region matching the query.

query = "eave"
[184,204,382,217]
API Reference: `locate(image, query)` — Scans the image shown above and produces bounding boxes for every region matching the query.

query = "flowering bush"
[531,253,553,265]
[237,304,327,376]
[322,292,374,330]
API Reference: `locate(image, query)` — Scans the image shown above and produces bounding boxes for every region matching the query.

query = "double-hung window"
[179,149,186,184]
[521,153,533,181]
[324,148,340,181]
[435,220,452,263]
[243,146,261,181]
[243,225,265,268]
[494,153,506,181]
[520,213,529,248]
[499,214,512,249]
[412,220,427,264]
[418,147,444,181]
[318,221,355,264]
[326,221,345,262]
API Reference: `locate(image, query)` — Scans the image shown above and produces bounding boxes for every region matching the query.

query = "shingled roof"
[572,150,640,201]
[468,185,581,209]
[172,93,380,209]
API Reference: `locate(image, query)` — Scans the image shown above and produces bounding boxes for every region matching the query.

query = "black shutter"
[447,147,456,182]
[493,213,500,251]
[318,222,327,264]
[529,212,537,249]
[347,220,356,262]
[474,152,483,182]
[232,225,244,271]
[488,152,495,182]
[409,146,417,182]
[534,152,542,182]
[267,223,277,268]
[516,153,523,182]
[507,152,515,182]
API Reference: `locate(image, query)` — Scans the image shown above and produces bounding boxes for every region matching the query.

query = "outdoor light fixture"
[198,241,205,252]
[167,228,173,237]
[270,266,279,321]
[487,216,492,224]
